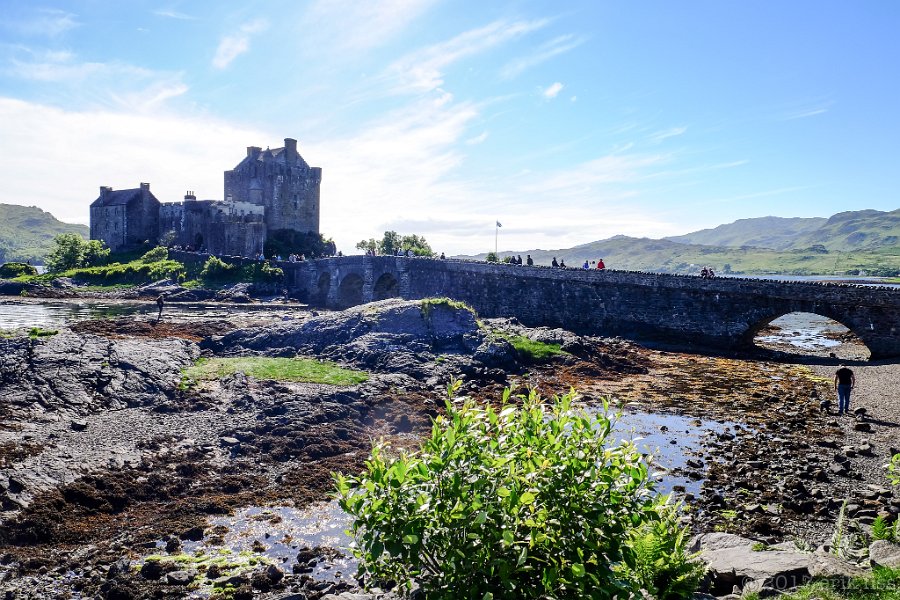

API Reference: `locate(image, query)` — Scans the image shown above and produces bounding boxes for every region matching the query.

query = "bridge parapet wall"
[169,253,900,358]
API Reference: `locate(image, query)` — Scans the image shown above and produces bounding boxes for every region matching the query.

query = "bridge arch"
[337,273,364,309]
[373,272,400,301]
[314,272,331,306]
[749,311,871,360]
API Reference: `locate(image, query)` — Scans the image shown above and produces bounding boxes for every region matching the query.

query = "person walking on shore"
[834,365,855,416]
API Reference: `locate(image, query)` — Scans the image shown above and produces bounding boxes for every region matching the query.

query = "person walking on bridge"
[834,365,855,416]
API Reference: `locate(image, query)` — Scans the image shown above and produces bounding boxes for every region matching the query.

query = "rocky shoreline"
[0,295,898,599]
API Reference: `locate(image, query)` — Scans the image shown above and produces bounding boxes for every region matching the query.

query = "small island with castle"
[89,137,321,257]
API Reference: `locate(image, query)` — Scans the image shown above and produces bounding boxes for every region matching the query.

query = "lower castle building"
[90,138,321,255]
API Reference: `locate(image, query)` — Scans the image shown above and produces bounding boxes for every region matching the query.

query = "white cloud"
[542,82,564,99]
[212,19,269,70]
[9,9,79,37]
[386,19,548,93]
[501,34,585,80]
[153,9,196,20]
[466,131,489,145]
[0,97,270,225]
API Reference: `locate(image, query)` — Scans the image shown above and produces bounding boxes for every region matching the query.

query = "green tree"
[45,234,109,272]
[356,231,434,256]
[485,251,499,263]
[356,238,378,254]
[400,234,434,257]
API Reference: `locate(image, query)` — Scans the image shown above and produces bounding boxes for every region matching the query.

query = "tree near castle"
[356,231,434,256]
[45,234,110,273]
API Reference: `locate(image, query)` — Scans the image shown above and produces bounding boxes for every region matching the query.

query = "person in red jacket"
[597,258,606,270]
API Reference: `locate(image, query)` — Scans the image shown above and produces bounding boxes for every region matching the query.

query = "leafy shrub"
[68,259,184,285]
[0,262,37,278]
[336,385,670,599]
[889,453,900,486]
[253,261,283,284]
[140,246,169,263]
[200,256,237,282]
[485,251,499,263]
[618,499,706,600]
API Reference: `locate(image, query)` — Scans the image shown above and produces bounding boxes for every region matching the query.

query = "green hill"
[457,208,900,276]
[665,209,900,253]
[0,204,89,264]
[665,216,826,250]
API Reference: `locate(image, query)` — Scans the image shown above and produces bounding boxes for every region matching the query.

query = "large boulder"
[691,533,866,595]
[0,331,197,415]
[203,299,484,361]
[869,540,900,568]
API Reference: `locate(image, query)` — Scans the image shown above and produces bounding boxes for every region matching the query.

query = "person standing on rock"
[834,365,855,416]
[156,293,165,322]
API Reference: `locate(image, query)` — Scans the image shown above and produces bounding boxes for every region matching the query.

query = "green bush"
[889,454,900,486]
[45,234,110,272]
[140,246,169,263]
[336,385,671,599]
[200,256,237,282]
[0,262,38,278]
[68,259,184,285]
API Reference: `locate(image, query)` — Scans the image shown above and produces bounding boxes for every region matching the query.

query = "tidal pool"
[146,407,730,591]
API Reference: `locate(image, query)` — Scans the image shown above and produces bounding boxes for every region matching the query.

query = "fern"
[619,498,706,600]
[872,516,893,541]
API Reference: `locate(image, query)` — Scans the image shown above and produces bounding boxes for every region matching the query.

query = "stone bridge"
[185,253,900,359]
[291,256,900,359]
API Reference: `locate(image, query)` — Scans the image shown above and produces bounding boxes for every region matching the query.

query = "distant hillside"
[0,204,89,264]
[665,216,826,250]
[665,209,900,253]
[457,208,900,276]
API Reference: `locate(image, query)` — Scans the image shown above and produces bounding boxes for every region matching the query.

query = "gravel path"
[811,359,900,486]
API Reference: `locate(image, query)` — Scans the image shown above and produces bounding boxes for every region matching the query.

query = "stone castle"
[90,138,321,256]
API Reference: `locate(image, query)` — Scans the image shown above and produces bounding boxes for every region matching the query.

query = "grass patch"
[420,297,474,313]
[744,567,900,600]
[28,327,58,339]
[183,356,368,385]
[505,334,564,362]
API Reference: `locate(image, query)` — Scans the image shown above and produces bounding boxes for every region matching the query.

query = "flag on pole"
[496,221,502,228]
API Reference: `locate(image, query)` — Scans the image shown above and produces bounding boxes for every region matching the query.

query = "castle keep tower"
[223,138,322,235]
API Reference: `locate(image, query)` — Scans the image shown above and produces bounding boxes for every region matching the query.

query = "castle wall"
[90,205,127,251]
[223,139,321,235]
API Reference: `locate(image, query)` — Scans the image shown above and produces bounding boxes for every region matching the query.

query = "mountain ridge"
[0,204,89,264]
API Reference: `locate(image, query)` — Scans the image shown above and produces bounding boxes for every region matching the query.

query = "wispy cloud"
[519,153,670,195]
[212,19,269,70]
[8,8,79,37]
[542,82,564,99]
[6,48,154,83]
[304,0,438,52]
[647,126,687,144]
[501,33,585,80]
[466,131,489,145]
[386,19,549,93]
[784,107,828,120]
[153,9,196,20]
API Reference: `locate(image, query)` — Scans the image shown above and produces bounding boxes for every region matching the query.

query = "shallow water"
[0,299,300,330]
[0,300,147,329]
[756,313,846,351]
[150,407,729,590]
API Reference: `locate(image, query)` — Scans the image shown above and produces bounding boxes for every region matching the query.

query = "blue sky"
[0,1,898,255]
